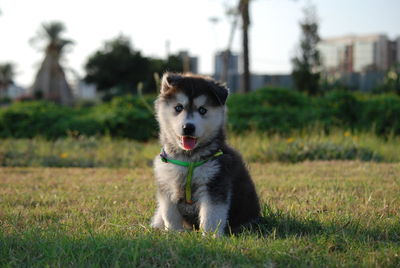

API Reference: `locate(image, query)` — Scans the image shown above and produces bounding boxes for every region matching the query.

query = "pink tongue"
[182,136,196,150]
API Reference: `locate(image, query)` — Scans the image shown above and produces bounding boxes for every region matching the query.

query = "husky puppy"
[151,73,260,236]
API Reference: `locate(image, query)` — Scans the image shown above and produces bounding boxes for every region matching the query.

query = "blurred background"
[1,0,399,98]
[0,0,400,166]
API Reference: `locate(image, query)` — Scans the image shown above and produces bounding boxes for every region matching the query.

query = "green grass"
[1,130,400,167]
[1,162,399,267]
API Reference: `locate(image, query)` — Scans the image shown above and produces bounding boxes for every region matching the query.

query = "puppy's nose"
[182,123,195,136]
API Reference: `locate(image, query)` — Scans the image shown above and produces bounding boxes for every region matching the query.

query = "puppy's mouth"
[181,136,197,151]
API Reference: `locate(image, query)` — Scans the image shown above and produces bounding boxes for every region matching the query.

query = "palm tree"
[31,22,74,105]
[239,0,251,93]
[219,0,251,92]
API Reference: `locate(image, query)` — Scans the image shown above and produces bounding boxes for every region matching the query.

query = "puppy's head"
[155,72,229,151]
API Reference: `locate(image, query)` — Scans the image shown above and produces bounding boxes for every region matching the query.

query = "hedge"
[1,89,400,140]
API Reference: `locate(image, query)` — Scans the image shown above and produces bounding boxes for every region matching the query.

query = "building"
[250,74,293,91]
[0,82,27,100]
[319,34,394,73]
[76,81,97,100]
[319,34,400,91]
[354,35,390,72]
[213,50,240,91]
[214,51,239,79]
[318,35,355,73]
[397,37,400,63]
[388,40,398,69]
[178,51,199,74]
[213,50,293,92]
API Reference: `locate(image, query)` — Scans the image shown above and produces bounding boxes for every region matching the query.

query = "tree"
[239,0,251,93]
[84,36,183,99]
[84,36,151,98]
[149,54,184,77]
[0,63,14,99]
[291,4,321,95]
[0,63,14,87]
[31,22,74,105]
[217,0,251,92]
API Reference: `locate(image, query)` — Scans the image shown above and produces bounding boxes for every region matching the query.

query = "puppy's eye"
[174,104,183,113]
[198,107,207,115]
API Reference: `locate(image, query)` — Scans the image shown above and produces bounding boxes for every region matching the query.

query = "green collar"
[160,149,223,204]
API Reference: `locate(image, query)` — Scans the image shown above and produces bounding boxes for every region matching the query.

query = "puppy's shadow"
[232,204,400,246]
[230,205,323,238]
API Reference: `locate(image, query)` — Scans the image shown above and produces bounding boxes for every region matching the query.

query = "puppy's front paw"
[150,221,164,229]
[150,215,165,229]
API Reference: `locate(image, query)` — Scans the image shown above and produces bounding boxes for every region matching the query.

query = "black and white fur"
[151,73,260,236]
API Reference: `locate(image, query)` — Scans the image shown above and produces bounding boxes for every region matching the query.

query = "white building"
[0,83,27,99]
[319,36,354,73]
[353,35,389,72]
[319,34,394,73]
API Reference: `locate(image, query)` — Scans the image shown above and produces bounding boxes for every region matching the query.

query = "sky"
[0,0,399,87]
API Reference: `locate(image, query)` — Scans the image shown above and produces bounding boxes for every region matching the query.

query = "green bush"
[227,89,312,133]
[228,88,400,137]
[0,102,70,138]
[359,95,400,136]
[0,97,157,140]
[92,95,157,140]
[316,91,361,129]
[1,89,400,140]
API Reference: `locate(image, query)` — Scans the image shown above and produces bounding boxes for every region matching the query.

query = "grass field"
[1,162,399,267]
[1,130,400,168]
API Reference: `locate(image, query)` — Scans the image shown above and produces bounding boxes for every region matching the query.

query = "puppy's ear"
[211,81,230,105]
[161,72,182,95]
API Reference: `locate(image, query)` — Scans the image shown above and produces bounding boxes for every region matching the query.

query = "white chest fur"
[153,155,220,203]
